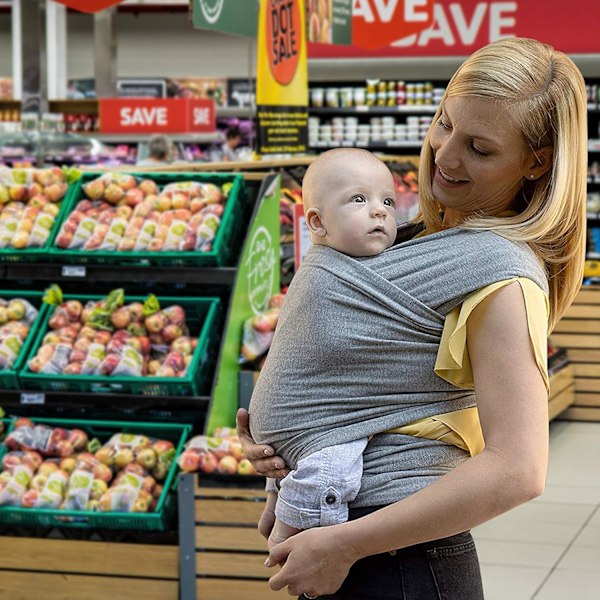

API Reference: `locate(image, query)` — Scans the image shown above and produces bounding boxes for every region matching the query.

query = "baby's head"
[302,148,397,257]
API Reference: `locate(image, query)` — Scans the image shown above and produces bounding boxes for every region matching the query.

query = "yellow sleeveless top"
[385,276,549,457]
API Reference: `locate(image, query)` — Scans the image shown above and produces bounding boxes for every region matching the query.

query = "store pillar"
[19,0,48,114]
[94,6,117,98]
[46,0,67,100]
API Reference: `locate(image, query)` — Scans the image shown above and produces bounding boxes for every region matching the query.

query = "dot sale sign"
[257,0,309,155]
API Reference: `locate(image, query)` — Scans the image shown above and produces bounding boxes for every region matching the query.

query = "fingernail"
[264,557,271,566]
[263,448,273,456]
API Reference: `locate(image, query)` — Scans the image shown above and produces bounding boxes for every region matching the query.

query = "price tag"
[61,265,87,277]
[20,393,45,405]
[355,105,369,113]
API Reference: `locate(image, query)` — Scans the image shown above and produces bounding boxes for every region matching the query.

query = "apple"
[84,179,105,200]
[110,307,131,330]
[197,452,218,474]
[55,439,74,458]
[95,446,116,467]
[104,183,125,204]
[152,440,174,456]
[59,457,77,474]
[90,478,108,500]
[68,429,88,451]
[151,461,169,481]
[2,453,22,471]
[29,473,48,491]
[237,458,257,476]
[38,461,59,477]
[162,305,186,326]
[44,182,68,202]
[22,488,40,508]
[178,451,200,473]
[144,312,166,334]
[124,463,145,477]
[217,455,238,475]
[114,447,135,470]
[12,231,30,249]
[14,417,34,430]
[93,463,113,484]
[9,184,27,202]
[136,448,157,470]
[23,451,43,470]
[228,441,246,462]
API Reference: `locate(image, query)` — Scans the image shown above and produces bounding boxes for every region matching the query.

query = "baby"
[250,148,398,548]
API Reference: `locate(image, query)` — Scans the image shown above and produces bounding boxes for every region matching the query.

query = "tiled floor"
[472,421,600,600]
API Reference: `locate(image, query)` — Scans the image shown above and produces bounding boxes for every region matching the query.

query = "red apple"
[217,455,238,475]
[178,451,200,473]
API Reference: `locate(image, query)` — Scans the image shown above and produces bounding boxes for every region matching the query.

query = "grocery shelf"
[81,132,225,144]
[0,261,237,286]
[310,140,423,150]
[309,105,438,115]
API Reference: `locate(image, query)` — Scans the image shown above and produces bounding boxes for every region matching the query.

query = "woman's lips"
[435,167,469,188]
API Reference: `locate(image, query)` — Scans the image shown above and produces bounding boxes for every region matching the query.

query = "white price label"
[355,105,369,112]
[61,265,87,277]
[20,393,45,405]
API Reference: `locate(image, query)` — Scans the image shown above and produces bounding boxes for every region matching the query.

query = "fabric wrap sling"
[249,226,549,507]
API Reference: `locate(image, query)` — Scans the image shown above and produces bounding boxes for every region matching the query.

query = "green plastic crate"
[48,171,246,267]
[0,182,78,263]
[0,290,49,390]
[19,294,221,396]
[0,417,191,530]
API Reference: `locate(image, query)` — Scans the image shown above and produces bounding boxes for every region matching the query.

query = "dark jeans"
[301,505,484,600]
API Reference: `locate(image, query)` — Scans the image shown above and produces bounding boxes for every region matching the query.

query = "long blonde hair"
[418,38,587,331]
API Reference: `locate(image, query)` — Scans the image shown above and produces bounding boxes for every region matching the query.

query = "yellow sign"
[257,0,308,107]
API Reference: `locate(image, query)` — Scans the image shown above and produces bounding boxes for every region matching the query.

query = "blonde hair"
[418,38,587,331]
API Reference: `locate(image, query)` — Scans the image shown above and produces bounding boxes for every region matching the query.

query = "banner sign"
[257,0,308,154]
[309,0,600,57]
[191,0,259,37]
[99,98,215,134]
[52,0,123,12]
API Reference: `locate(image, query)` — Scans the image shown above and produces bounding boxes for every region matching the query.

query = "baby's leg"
[268,516,301,549]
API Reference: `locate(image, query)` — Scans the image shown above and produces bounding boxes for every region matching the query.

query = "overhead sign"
[256,0,308,155]
[52,0,123,12]
[352,0,434,49]
[99,98,215,134]
[309,0,600,57]
[191,0,259,37]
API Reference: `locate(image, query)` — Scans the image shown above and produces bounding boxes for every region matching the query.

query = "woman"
[237,37,587,599]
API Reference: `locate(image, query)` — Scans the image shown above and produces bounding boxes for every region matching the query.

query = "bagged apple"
[98,470,147,513]
[33,468,70,509]
[0,462,34,506]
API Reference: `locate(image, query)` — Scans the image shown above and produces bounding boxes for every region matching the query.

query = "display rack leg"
[178,473,196,600]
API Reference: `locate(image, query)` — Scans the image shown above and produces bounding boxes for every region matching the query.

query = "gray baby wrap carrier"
[250,226,549,507]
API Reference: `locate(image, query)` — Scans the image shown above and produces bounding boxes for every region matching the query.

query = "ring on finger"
[303,595,319,599]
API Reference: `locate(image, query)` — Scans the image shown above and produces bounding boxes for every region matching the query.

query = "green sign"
[332,0,352,44]
[192,0,259,37]
[206,174,281,434]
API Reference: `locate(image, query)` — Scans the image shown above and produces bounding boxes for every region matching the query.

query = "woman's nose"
[433,133,460,171]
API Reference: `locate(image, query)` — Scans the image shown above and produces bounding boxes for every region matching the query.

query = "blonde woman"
[237,37,587,599]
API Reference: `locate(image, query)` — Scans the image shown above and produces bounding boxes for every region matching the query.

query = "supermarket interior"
[1,1,600,599]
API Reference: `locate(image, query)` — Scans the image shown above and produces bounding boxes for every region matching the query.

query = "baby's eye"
[352,195,366,203]
[383,198,395,207]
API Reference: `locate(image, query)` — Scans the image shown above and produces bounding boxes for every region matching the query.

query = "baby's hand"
[268,517,301,550]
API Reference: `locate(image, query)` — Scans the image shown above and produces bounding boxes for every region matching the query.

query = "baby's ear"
[305,208,327,237]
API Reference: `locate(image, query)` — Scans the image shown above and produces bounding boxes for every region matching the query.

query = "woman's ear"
[527,145,553,180]
[305,207,327,237]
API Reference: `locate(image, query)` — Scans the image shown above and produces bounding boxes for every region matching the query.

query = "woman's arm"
[267,281,549,596]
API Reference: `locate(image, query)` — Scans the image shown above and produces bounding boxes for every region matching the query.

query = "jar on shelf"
[310,87,325,108]
[354,87,366,106]
[366,80,378,106]
[397,81,406,105]
[340,87,354,108]
[326,87,340,108]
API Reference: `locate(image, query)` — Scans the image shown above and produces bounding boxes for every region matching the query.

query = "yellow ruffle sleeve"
[386,278,549,457]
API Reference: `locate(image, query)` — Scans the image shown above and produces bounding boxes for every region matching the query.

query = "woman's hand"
[265,526,356,598]
[235,408,290,479]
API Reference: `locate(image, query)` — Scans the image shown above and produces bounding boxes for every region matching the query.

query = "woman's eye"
[352,195,366,203]
[384,198,395,207]
[438,118,451,130]
[471,145,490,157]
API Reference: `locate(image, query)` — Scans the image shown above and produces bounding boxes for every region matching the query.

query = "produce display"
[0,166,76,249]
[0,296,38,371]
[0,418,176,513]
[240,293,285,366]
[27,286,198,379]
[55,173,230,253]
[177,427,257,476]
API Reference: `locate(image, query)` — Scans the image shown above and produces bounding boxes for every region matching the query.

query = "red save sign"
[353,0,435,50]
[52,0,124,13]
[99,98,215,134]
